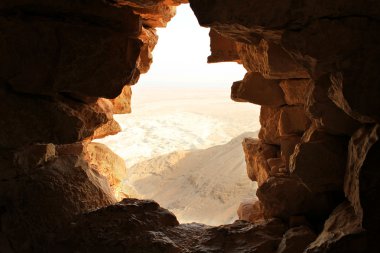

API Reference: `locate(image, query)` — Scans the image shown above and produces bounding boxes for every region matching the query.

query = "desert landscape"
[96,85,261,225]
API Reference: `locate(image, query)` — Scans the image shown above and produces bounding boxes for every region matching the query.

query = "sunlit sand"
[96,85,261,225]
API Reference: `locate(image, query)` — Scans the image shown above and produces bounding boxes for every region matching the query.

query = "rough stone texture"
[137,27,159,74]
[84,142,128,200]
[92,119,122,139]
[290,126,348,193]
[307,75,361,136]
[0,86,111,149]
[0,2,142,99]
[237,198,265,223]
[277,226,316,253]
[47,200,287,253]
[305,202,367,253]
[345,124,380,237]
[109,85,133,114]
[1,143,116,252]
[208,28,240,63]
[280,135,301,169]
[280,79,311,106]
[236,40,309,79]
[279,106,311,137]
[231,72,286,106]
[256,176,339,221]
[242,138,278,186]
[259,106,282,145]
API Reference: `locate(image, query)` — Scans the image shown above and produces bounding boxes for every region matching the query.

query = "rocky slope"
[0,0,379,252]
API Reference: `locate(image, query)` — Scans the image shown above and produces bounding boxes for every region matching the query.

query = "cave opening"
[95,4,260,225]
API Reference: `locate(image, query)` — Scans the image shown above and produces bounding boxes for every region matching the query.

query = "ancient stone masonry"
[0,0,380,252]
[189,0,380,251]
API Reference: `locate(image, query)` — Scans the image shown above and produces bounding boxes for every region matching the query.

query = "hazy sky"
[138,4,246,88]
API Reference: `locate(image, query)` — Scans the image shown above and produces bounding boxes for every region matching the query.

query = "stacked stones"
[190,0,380,251]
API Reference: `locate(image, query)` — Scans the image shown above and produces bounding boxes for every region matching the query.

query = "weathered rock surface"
[208,28,240,63]
[290,126,348,193]
[54,209,286,253]
[1,143,116,251]
[305,202,366,253]
[109,85,133,114]
[279,106,311,137]
[307,75,361,136]
[231,72,286,106]
[277,226,316,253]
[237,198,265,223]
[256,176,337,220]
[345,124,380,236]
[280,79,311,106]
[242,138,278,186]
[237,40,309,79]
[0,86,111,148]
[259,106,282,145]
[0,2,142,98]
[84,142,128,200]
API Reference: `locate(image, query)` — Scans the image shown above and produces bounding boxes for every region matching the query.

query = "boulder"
[231,72,286,106]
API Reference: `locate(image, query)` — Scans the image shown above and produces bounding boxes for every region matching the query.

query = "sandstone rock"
[124,0,178,27]
[109,85,133,114]
[137,27,159,74]
[242,138,278,186]
[279,106,311,137]
[1,143,115,251]
[277,226,317,253]
[92,119,122,139]
[280,79,311,105]
[208,28,240,63]
[231,72,286,106]
[345,124,380,235]
[51,198,180,253]
[237,198,265,223]
[307,75,361,136]
[305,202,366,253]
[84,142,128,200]
[290,126,348,193]
[267,158,286,175]
[0,87,110,148]
[256,176,340,221]
[259,106,282,145]
[289,216,311,228]
[0,3,142,98]
[280,136,301,169]
[237,40,309,79]
[192,219,287,253]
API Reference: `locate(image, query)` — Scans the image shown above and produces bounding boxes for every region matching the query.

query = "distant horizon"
[137,4,246,89]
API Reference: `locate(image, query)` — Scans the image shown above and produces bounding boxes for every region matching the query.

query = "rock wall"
[189,0,380,251]
[0,0,379,252]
